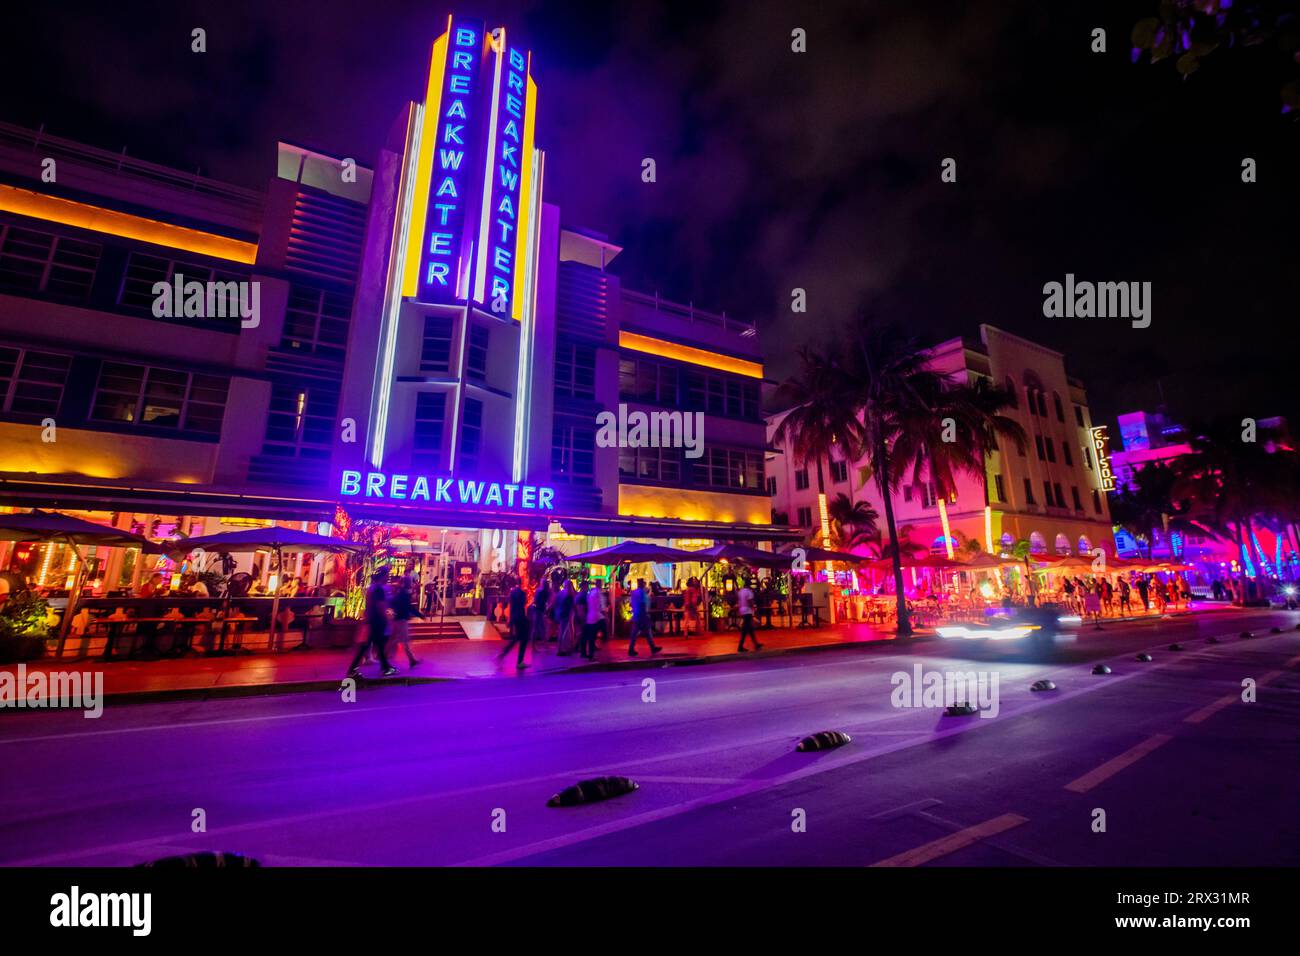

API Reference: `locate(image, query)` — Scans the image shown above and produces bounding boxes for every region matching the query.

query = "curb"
[96,674,455,706]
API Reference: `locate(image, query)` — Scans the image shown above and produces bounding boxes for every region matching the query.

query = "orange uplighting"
[0,184,258,264]
[618,331,763,379]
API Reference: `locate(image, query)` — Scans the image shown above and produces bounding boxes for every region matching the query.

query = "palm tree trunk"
[1234,517,1249,605]
[876,437,911,636]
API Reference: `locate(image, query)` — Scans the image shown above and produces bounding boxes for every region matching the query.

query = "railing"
[0,120,264,213]
[622,288,756,337]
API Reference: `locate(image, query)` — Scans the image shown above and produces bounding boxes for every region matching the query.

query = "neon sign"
[340,470,555,511]
[474,38,532,316]
[1091,426,1115,492]
[416,17,486,302]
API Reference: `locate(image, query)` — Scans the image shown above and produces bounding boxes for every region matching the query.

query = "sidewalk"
[1,602,1242,704]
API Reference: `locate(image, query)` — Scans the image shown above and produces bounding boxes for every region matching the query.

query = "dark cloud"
[5,0,1298,427]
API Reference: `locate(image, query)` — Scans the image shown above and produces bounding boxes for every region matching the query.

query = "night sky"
[5,0,1298,429]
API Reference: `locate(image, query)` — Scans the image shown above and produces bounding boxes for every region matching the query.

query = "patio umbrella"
[954,552,1013,570]
[693,543,793,569]
[564,540,706,565]
[170,527,363,645]
[0,510,164,654]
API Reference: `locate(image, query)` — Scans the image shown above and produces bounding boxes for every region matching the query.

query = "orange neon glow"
[511,68,537,321]
[401,19,452,299]
[0,184,258,264]
[618,331,764,379]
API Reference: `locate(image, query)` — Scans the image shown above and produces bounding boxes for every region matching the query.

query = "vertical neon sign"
[414,18,485,303]
[474,34,532,316]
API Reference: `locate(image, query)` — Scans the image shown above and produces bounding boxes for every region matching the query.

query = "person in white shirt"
[579,580,608,660]
[736,580,762,652]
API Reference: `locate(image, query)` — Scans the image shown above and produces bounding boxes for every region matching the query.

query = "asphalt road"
[2,607,1297,866]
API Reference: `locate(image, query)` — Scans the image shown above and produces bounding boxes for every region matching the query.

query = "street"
[2,608,1297,867]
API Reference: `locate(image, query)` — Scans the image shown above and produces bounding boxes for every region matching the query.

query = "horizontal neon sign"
[340,470,555,510]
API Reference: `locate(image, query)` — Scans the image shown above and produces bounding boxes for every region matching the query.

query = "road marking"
[1064,733,1173,793]
[868,813,1028,867]
[1184,669,1286,724]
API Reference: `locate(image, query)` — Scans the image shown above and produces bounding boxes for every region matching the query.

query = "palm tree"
[825,493,879,550]
[773,346,867,558]
[838,321,949,636]
[891,373,1026,558]
[1109,461,1182,560]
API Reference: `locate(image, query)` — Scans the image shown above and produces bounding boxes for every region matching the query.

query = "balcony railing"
[622,288,756,337]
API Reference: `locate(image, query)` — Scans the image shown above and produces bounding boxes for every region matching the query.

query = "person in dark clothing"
[530,581,551,648]
[498,583,531,669]
[346,570,396,678]
[389,576,421,667]
[1135,576,1150,611]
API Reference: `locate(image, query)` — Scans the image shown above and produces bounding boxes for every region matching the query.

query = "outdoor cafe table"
[89,617,175,661]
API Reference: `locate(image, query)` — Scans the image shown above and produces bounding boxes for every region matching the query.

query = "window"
[1034,435,1045,460]
[903,484,914,502]
[556,343,597,399]
[117,252,248,325]
[1023,479,1035,505]
[920,483,937,508]
[1083,445,1093,470]
[1044,437,1056,463]
[618,445,679,483]
[1053,482,1065,508]
[263,382,337,456]
[411,392,447,471]
[796,506,813,527]
[1005,377,1017,408]
[459,397,483,470]
[682,368,759,418]
[1071,486,1083,511]
[1074,405,1085,428]
[1053,392,1065,422]
[0,347,72,416]
[1037,392,1048,417]
[1092,489,1103,514]
[993,474,1006,503]
[91,362,228,434]
[281,284,351,360]
[420,315,454,372]
[552,423,595,484]
[794,468,809,491]
[1042,480,1053,507]
[1062,442,1073,466]
[466,325,489,381]
[830,459,848,483]
[0,225,101,299]
[690,447,764,491]
[766,475,777,496]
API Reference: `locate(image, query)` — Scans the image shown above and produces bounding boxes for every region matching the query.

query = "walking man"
[346,569,397,679]
[497,581,531,670]
[736,578,763,652]
[579,580,606,661]
[627,578,661,657]
[388,575,421,667]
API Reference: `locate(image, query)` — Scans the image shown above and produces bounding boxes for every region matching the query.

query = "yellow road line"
[1185,669,1285,724]
[869,812,1028,867]
[1064,734,1172,793]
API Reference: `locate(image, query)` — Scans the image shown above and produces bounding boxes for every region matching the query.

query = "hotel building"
[767,325,1118,563]
[0,16,788,613]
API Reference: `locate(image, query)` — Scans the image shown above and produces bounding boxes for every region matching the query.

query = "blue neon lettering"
[365,472,385,497]
[457,480,485,504]
[435,478,453,503]
[341,470,361,495]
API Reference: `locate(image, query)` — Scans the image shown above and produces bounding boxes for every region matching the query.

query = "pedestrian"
[554,577,576,655]
[389,575,421,667]
[1211,578,1223,601]
[627,578,661,657]
[579,579,606,660]
[683,576,702,636]
[736,578,762,652]
[1135,575,1150,611]
[346,569,397,679]
[1118,578,1132,615]
[497,581,531,670]
[1101,578,1114,616]
[1083,585,1102,629]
